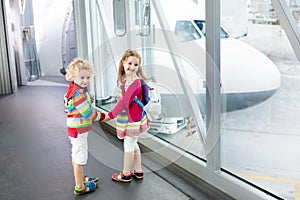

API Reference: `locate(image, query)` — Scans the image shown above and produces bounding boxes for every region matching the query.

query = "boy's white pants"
[69,132,88,165]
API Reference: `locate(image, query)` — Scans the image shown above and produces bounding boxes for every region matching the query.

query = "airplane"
[149,0,281,113]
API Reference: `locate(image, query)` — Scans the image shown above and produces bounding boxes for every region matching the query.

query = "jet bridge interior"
[1,0,300,199]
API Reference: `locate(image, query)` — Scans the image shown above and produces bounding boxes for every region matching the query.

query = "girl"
[64,58,108,195]
[108,49,149,182]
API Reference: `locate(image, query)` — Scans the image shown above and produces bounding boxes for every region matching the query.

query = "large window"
[221,1,300,199]
[73,0,300,199]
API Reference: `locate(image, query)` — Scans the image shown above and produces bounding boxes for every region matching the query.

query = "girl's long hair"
[117,49,148,83]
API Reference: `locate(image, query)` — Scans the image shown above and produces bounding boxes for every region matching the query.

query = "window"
[194,20,230,38]
[113,0,126,36]
[175,20,201,42]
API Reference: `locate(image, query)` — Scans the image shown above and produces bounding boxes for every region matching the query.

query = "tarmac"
[225,23,300,200]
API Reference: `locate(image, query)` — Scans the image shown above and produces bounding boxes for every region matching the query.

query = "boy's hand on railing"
[91,96,95,103]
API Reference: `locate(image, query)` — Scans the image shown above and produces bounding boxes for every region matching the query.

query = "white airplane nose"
[221,39,281,94]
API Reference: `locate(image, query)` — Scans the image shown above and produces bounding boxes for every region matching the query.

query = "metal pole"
[271,0,300,62]
[151,0,206,146]
[205,0,221,171]
[73,0,88,58]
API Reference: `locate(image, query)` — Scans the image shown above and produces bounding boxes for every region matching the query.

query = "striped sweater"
[64,82,105,138]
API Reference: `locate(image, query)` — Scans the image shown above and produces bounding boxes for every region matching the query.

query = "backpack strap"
[135,79,149,107]
[134,97,144,108]
[122,79,146,116]
[134,97,147,117]
[136,79,147,116]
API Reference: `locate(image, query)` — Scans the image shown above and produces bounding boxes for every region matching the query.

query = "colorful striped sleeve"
[73,90,105,121]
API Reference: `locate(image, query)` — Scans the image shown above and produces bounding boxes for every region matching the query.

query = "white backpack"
[134,80,161,121]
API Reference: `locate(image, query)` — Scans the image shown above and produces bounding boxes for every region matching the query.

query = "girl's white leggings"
[124,137,140,152]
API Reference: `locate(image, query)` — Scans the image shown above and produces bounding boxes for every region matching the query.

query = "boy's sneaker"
[112,171,132,182]
[131,169,144,179]
[73,181,97,195]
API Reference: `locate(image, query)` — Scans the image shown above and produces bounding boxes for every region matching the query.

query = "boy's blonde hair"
[118,49,148,83]
[65,58,94,81]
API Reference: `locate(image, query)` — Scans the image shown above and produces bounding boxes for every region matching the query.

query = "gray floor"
[0,79,220,200]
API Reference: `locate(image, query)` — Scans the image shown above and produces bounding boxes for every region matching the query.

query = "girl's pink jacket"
[108,79,144,122]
